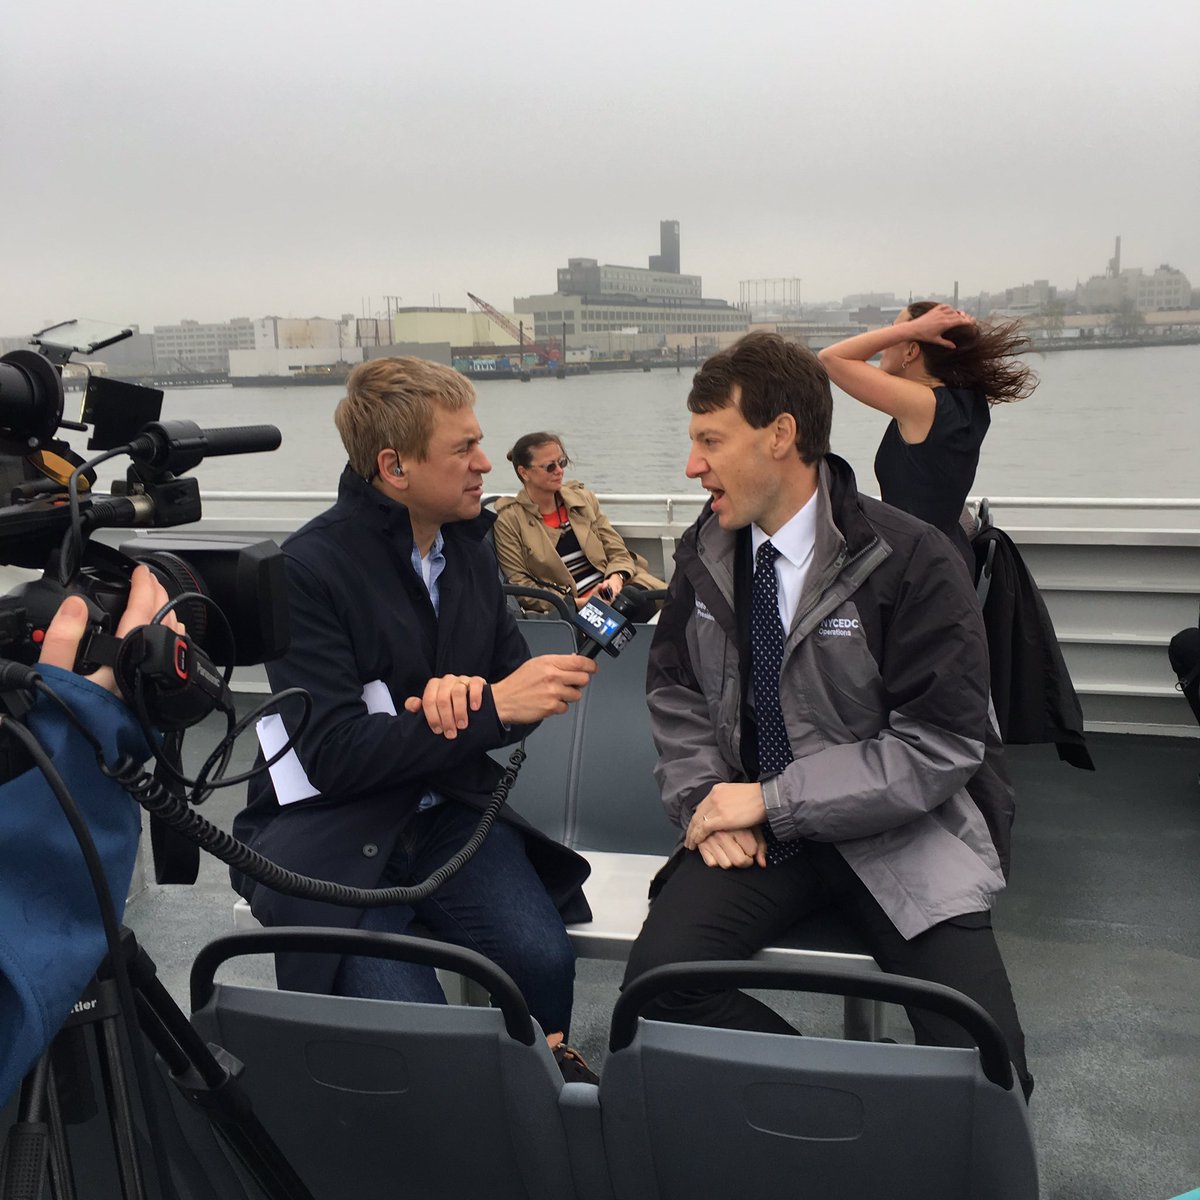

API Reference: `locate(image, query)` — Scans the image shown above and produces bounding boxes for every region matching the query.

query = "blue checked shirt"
[412,530,447,811]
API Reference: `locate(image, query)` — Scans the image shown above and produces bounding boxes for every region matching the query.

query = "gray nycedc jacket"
[647,454,1013,939]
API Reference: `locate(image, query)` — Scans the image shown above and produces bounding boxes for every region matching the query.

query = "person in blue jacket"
[0,567,170,1105]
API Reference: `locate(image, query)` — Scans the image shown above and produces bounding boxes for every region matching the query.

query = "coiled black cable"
[99,742,527,907]
[24,659,527,909]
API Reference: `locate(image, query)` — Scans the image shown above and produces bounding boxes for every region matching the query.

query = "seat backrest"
[601,963,1038,1200]
[569,626,678,855]
[188,929,580,1200]
[489,617,585,843]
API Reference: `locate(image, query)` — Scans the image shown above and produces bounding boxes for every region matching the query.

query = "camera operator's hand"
[37,565,180,697]
[490,654,596,725]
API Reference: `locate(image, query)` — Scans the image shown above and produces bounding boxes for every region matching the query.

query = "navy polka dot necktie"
[752,540,801,866]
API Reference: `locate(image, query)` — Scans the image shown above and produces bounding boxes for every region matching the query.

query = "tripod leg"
[10,976,155,1200]
[0,1123,50,1200]
[125,938,316,1200]
[34,930,315,1200]
[94,1019,148,1200]
[1,1058,52,1200]
[44,1065,78,1200]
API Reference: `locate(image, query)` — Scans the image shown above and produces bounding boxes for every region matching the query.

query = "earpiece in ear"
[392,464,405,477]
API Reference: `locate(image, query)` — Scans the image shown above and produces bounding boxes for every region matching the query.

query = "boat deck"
[124,721,1200,1200]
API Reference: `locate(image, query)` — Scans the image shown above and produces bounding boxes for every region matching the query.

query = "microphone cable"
[22,665,528,909]
[102,742,526,908]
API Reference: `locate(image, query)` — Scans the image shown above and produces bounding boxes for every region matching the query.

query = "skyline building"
[153,317,256,373]
[648,219,680,274]
[517,220,746,351]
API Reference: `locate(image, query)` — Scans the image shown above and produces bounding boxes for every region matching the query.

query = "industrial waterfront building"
[152,318,256,373]
[388,307,527,349]
[1075,238,1193,313]
[514,221,747,354]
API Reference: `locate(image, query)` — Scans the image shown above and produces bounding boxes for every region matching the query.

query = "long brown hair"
[907,300,1037,405]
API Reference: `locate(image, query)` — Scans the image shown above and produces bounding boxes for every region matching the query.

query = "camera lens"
[133,551,211,648]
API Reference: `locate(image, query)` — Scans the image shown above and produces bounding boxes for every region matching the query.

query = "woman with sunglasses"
[493,432,665,617]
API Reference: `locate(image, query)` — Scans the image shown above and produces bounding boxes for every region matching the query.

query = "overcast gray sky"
[2,0,1196,334]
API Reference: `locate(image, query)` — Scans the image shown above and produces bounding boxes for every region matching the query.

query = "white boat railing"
[972,497,1200,507]
[193,493,1200,508]
[194,491,1200,533]
[116,491,1200,737]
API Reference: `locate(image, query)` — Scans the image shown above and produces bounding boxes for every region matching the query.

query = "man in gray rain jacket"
[623,332,1032,1097]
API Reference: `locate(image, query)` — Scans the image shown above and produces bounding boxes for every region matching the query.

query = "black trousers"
[622,840,1033,1099]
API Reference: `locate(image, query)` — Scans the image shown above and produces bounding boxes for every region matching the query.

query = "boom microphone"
[0,349,65,443]
[574,589,639,659]
[126,420,283,476]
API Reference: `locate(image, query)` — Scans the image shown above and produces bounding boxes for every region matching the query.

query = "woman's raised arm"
[818,305,972,440]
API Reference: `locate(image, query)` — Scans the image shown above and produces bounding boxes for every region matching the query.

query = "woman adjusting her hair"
[819,302,1036,573]
[493,432,665,619]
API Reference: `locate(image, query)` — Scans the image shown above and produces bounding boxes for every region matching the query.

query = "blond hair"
[334,357,477,477]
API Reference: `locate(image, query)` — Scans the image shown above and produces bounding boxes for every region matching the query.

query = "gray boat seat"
[602,961,1038,1200]
[571,850,886,1042]
[489,614,584,843]
[570,623,680,857]
[503,581,578,622]
[188,928,581,1200]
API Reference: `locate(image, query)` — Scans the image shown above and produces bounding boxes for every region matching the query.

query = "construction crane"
[466,293,560,363]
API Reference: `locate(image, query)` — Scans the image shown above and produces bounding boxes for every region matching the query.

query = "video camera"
[0,319,289,718]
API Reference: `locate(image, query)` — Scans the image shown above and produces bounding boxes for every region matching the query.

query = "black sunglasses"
[531,456,570,473]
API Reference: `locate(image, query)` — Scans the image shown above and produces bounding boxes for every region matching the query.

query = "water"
[65,343,1200,499]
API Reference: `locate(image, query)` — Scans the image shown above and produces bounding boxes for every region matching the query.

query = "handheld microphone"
[574,589,639,659]
[126,420,283,476]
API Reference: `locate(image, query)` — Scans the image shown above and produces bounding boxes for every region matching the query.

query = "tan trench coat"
[493,480,666,613]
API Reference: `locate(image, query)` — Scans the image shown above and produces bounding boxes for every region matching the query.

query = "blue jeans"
[333,802,576,1037]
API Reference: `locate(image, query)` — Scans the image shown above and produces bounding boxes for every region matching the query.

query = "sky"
[2,0,1197,335]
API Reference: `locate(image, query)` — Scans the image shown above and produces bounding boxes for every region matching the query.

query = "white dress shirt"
[750,489,818,632]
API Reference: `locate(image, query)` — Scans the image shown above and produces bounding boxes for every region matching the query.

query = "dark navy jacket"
[233,466,591,994]
[972,525,1094,770]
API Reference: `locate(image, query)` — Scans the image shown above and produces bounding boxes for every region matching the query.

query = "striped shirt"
[542,506,603,595]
